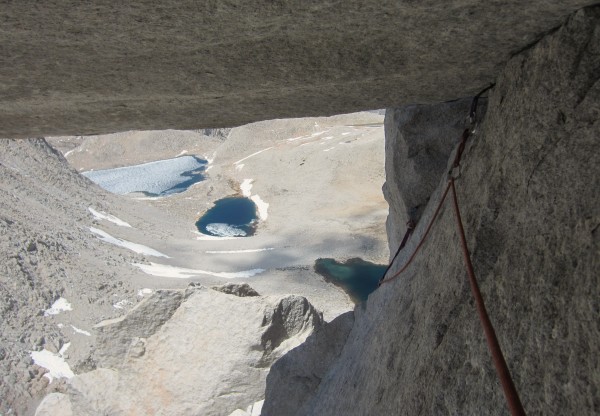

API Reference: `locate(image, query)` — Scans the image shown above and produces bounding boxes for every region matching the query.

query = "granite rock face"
[383,97,486,255]
[35,288,323,416]
[266,7,600,415]
[0,1,595,138]
[262,312,354,416]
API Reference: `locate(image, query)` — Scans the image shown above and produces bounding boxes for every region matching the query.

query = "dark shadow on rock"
[262,311,354,416]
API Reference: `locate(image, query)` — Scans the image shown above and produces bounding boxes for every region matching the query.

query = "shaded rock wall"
[383,97,486,255]
[262,312,354,416]
[0,1,595,137]
[267,6,599,415]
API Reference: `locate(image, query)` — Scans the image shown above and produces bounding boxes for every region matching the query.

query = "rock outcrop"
[265,6,599,415]
[35,287,323,416]
[262,312,354,416]
[213,283,261,297]
[0,1,595,137]
[383,97,486,254]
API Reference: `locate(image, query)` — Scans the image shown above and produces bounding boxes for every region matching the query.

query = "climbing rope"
[378,84,526,416]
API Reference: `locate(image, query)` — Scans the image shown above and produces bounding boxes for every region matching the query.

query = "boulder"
[262,312,354,416]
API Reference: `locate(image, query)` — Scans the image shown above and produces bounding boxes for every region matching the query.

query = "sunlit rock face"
[264,7,600,415]
[0,1,595,138]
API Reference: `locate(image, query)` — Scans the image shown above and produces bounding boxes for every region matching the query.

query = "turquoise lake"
[314,258,387,303]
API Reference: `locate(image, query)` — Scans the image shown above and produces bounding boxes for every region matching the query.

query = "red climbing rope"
[378,83,526,415]
[450,178,526,416]
[379,181,452,285]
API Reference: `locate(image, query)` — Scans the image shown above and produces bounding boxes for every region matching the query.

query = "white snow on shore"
[83,155,206,195]
[195,233,240,241]
[31,343,74,383]
[89,227,169,258]
[251,195,269,220]
[240,179,253,197]
[133,262,265,279]
[44,298,73,316]
[88,207,132,227]
[240,178,268,220]
[233,147,274,165]
[205,248,274,254]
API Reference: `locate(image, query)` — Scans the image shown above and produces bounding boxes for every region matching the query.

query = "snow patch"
[240,179,254,197]
[287,135,309,142]
[113,299,131,309]
[89,227,169,258]
[235,164,244,172]
[44,298,72,316]
[228,399,265,416]
[30,346,74,383]
[176,150,188,156]
[71,325,91,336]
[195,233,240,241]
[323,147,335,152]
[233,147,274,165]
[133,262,265,279]
[205,248,274,254]
[88,207,132,227]
[137,288,153,297]
[250,195,269,220]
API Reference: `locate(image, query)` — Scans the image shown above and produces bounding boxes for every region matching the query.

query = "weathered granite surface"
[0,1,594,138]
[383,97,486,255]
[267,7,600,415]
[262,312,354,416]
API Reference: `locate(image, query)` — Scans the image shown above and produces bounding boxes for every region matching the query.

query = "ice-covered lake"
[196,197,258,237]
[83,156,207,196]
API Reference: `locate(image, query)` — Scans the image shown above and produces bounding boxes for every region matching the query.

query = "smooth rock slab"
[0,1,594,137]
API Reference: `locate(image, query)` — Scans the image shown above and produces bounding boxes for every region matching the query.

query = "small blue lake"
[83,156,207,196]
[196,197,258,237]
[314,258,387,303]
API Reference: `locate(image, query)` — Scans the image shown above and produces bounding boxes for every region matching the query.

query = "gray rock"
[261,295,324,359]
[41,289,324,416]
[383,97,486,255]
[271,7,599,415]
[0,2,594,137]
[93,289,189,367]
[262,312,354,416]
[213,283,260,297]
[34,393,74,416]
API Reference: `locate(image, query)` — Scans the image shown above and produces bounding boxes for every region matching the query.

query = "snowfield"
[83,155,207,195]
[89,227,169,258]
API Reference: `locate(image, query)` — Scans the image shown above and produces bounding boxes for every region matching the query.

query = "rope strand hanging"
[378,84,526,416]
